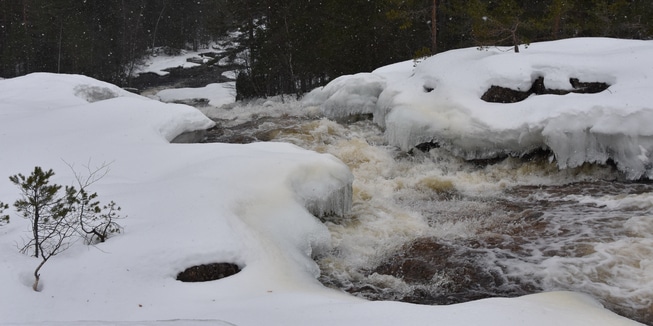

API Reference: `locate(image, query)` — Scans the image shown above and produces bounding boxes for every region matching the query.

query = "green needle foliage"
[0,201,8,226]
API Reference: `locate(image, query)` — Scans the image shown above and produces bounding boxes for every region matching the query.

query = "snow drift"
[304,38,653,179]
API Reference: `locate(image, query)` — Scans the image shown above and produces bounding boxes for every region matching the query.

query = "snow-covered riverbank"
[1,37,650,325]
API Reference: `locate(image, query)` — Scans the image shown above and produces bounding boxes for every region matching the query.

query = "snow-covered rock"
[305,38,653,179]
[303,73,386,120]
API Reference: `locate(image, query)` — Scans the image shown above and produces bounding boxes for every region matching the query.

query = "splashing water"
[202,98,653,324]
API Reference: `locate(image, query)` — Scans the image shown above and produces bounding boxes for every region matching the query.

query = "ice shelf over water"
[303,38,653,179]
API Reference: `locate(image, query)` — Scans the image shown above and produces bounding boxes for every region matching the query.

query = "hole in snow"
[176,262,242,282]
[481,76,610,103]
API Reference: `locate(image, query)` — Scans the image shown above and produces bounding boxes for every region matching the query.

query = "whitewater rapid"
[199,98,652,324]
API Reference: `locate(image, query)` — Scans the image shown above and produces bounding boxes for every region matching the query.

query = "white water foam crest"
[565,192,653,211]
[534,238,653,308]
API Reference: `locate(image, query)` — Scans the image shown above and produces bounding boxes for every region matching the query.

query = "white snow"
[0,70,641,324]
[304,38,653,179]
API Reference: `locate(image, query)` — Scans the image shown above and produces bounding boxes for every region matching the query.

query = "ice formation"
[303,73,386,121]
[304,38,653,179]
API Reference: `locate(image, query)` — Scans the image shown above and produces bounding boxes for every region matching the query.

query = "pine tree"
[9,167,75,291]
[10,167,70,259]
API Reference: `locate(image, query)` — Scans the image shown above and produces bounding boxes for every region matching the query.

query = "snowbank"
[0,73,639,325]
[155,82,236,107]
[305,38,653,179]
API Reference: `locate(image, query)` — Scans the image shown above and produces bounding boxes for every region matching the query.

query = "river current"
[194,97,652,324]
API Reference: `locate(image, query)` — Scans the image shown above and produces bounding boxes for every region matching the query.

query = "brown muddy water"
[194,98,652,324]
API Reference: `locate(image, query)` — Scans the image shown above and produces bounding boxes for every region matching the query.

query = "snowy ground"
[0,39,647,325]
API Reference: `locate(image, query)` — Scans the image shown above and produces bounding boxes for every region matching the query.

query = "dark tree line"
[1,0,652,95]
[0,0,227,84]
[235,0,434,99]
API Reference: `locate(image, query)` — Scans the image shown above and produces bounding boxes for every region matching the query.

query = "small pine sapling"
[9,167,72,258]
[9,167,77,291]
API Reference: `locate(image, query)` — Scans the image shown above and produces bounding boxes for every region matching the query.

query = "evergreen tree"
[9,167,70,259]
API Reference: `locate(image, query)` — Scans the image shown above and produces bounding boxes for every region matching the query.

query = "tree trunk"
[33,208,40,258]
[32,258,46,291]
[431,0,437,54]
[57,21,63,73]
[512,22,520,53]
[152,1,167,50]
[22,0,28,25]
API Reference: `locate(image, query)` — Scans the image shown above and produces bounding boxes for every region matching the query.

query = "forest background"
[2,0,652,99]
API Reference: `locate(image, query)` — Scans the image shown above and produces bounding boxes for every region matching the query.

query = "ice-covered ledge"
[290,157,353,218]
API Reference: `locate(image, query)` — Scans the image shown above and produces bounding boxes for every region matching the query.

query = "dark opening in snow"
[176,262,241,282]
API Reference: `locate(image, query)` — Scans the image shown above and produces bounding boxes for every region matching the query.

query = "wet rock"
[176,262,241,282]
[412,141,440,153]
[372,237,539,304]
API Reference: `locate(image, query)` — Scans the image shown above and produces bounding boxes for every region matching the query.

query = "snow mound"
[0,73,137,110]
[305,38,653,179]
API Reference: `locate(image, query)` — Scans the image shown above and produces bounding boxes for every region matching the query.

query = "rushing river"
[195,97,652,324]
